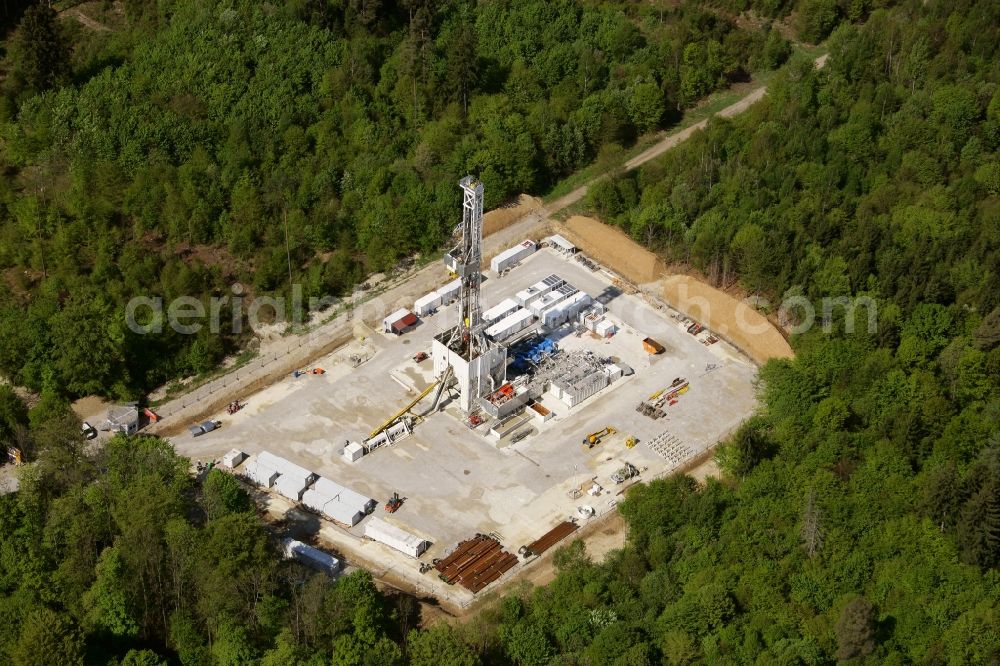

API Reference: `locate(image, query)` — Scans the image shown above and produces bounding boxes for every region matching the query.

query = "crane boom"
[368,380,439,439]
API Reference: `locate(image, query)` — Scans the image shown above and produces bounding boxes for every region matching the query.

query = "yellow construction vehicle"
[625,436,637,449]
[582,426,617,449]
[368,381,439,439]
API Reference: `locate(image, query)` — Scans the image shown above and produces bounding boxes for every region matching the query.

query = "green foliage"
[7,607,85,666]
[201,468,253,520]
[406,625,480,666]
[835,596,877,660]
[8,5,70,96]
[0,0,786,400]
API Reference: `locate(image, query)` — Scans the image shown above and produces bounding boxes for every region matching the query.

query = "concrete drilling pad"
[172,181,759,604]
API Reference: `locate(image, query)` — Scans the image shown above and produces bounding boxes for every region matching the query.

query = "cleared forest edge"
[483,195,544,236]
[549,215,792,365]
[558,215,666,284]
[661,275,793,365]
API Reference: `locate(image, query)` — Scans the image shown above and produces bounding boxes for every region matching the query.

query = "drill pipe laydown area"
[173,179,758,606]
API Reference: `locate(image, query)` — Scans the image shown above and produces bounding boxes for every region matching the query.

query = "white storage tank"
[490,240,536,273]
[364,517,428,558]
[413,292,442,316]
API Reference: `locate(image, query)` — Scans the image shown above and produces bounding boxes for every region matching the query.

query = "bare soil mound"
[483,195,544,236]
[559,215,666,284]
[661,275,793,365]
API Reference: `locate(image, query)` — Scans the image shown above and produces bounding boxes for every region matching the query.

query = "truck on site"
[188,420,221,437]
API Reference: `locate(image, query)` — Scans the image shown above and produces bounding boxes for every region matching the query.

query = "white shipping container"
[322,498,364,526]
[515,287,543,308]
[437,279,462,303]
[243,461,279,488]
[220,449,246,469]
[486,308,534,339]
[604,364,623,381]
[596,319,617,337]
[257,452,314,483]
[490,240,536,273]
[301,488,334,513]
[482,298,519,325]
[312,477,345,499]
[365,518,428,557]
[282,539,340,575]
[274,474,309,502]
[413,292,442,316]
[338,487,376,514]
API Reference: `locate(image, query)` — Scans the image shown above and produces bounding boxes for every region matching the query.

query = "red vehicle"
[385,492,403,513]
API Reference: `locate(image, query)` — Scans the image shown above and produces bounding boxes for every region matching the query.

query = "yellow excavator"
[582,426,617,449]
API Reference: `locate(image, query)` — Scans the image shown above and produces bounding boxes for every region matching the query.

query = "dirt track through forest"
[146,55,826,434]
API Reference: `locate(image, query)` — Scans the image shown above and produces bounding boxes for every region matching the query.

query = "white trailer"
[322,498,364,526]
[413,292,442,316]
[274,474,309,502]
[301,488,334,513]
[482,298,519,325]
[437,279,462,304]
[312,477,345,499]
[364,517,428,557]
[243,461,279,488]
[337,487,376,514]
[490,240,536,273]
[486,308,535,340]
[282,538,341,575]
[257,452,314,484]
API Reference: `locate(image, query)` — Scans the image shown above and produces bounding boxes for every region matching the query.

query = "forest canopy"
[3,0,1000,664]
[0,0,793,399]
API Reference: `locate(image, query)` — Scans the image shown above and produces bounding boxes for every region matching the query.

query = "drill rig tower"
[432,176,507,412]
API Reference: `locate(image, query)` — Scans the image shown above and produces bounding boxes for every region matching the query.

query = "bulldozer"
[582,426,617,449]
